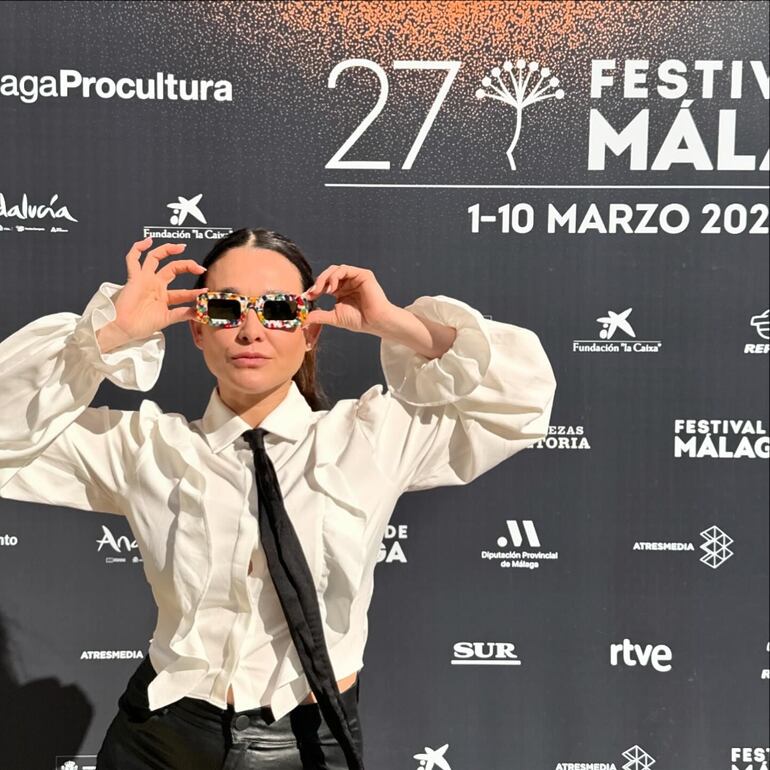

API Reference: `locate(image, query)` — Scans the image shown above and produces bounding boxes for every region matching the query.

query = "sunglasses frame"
[194,290,313,329]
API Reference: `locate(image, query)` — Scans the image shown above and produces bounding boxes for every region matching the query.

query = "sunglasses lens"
[263,297,299,322]
[207,298,242,321]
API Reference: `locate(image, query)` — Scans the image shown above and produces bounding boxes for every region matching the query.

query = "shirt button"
[233,714,251,731]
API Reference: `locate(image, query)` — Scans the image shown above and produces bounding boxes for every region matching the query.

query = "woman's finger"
[157,259,206,284]
[328,265,359,294]
[141,242,188,274]
[308,264,339,294]
[167,305,199,325]
[308,264,358,297]
[167,287,205,304]
[125,237,153,279]
[304,307,339,327]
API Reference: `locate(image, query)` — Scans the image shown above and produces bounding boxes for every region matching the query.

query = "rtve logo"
[610,638,673,672]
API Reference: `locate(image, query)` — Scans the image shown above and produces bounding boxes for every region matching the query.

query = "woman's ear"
[303,321,323,351]
[189,319,203,351]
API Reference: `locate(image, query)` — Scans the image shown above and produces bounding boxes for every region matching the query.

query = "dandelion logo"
[475,58,565,170]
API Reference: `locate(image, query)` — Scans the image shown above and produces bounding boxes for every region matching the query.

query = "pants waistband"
[136,654,360,726]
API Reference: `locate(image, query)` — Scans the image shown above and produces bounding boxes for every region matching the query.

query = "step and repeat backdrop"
[0,1,768,769]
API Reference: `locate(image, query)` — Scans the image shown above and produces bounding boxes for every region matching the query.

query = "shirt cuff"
[70,281,165,392]
[379,294,493,407]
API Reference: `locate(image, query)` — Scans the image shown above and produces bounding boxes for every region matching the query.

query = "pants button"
[233,714,251,731]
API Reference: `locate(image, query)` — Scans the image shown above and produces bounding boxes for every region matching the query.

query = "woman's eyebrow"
[218,286,288,294]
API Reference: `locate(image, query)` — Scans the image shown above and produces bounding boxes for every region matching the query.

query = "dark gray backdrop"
[0,2,768,769]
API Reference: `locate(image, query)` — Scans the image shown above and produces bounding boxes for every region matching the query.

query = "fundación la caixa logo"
[142,192,233,241]
[573,307,662,354]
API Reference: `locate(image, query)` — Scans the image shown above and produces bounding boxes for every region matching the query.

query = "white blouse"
[0,280,557,721]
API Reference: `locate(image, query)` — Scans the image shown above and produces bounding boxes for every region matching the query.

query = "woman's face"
[188,246,321,401]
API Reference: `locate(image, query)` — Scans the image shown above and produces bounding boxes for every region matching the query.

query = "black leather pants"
[96,655,364,769]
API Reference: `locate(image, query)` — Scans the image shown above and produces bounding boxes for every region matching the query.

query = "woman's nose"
[238,308,265,337]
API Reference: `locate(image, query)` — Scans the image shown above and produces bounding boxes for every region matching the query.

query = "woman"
[0,228,557,769]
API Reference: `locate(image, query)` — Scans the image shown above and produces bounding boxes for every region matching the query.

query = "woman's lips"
[231,355,271,367]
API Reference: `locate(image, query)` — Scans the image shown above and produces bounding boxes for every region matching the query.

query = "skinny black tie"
[241,427,364,770]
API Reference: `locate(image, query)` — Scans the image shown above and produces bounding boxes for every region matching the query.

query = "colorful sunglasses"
[194,290,313,329]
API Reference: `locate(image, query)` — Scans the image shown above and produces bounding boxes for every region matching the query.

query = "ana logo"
[573,308,662,353]
[700,525,734,569]
[96,524,140,565]
[142,194,231,242]
[414,743,452,770]
[622,745,655,770]
[475,58,565,170]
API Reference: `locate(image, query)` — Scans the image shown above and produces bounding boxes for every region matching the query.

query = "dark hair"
[192,228,331,411]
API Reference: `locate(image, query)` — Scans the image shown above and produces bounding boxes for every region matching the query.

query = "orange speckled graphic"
[190,0,762,177]
[269,0,690,79]
[26,0,767,181]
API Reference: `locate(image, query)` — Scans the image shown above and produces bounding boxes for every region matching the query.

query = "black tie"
[241,427,365,770]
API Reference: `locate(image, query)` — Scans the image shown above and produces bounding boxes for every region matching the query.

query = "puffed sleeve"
[354,294,557,494]
[0,281,165,515]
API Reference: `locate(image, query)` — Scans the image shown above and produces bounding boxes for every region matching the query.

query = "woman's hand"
[303,264,398,335]
[100,237,207,350]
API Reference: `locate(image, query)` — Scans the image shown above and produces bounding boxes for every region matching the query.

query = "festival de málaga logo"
[673,419,768,459]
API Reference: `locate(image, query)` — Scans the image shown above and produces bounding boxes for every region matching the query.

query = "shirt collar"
[198,379,314,453]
